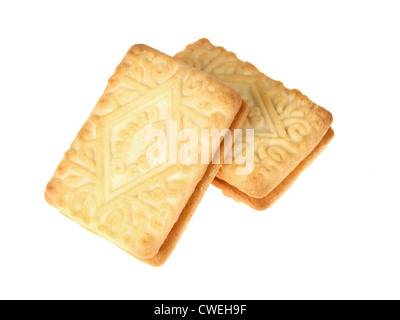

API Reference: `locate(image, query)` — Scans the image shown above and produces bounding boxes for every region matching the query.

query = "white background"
[1,0,399,300]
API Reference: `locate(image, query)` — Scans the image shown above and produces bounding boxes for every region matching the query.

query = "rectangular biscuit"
[45,44,246,266]
[175,39,333,210]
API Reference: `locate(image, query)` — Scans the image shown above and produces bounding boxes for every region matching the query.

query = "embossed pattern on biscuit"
[175,39,333,199]
[45,45,242,260]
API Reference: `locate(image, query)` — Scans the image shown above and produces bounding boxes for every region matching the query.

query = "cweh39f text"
[154,304,247,317]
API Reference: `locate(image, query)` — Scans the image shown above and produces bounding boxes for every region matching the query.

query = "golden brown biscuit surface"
[45,44,243,264]
[175,39,333,209]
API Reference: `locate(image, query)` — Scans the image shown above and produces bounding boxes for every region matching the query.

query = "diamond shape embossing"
[96,84,178,205]
[220,77,282,138]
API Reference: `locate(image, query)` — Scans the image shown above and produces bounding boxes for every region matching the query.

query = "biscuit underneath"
[212,127,334,211]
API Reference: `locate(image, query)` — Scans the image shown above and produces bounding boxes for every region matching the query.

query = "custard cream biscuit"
[175,39,333,210]
[45,44,247,265]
